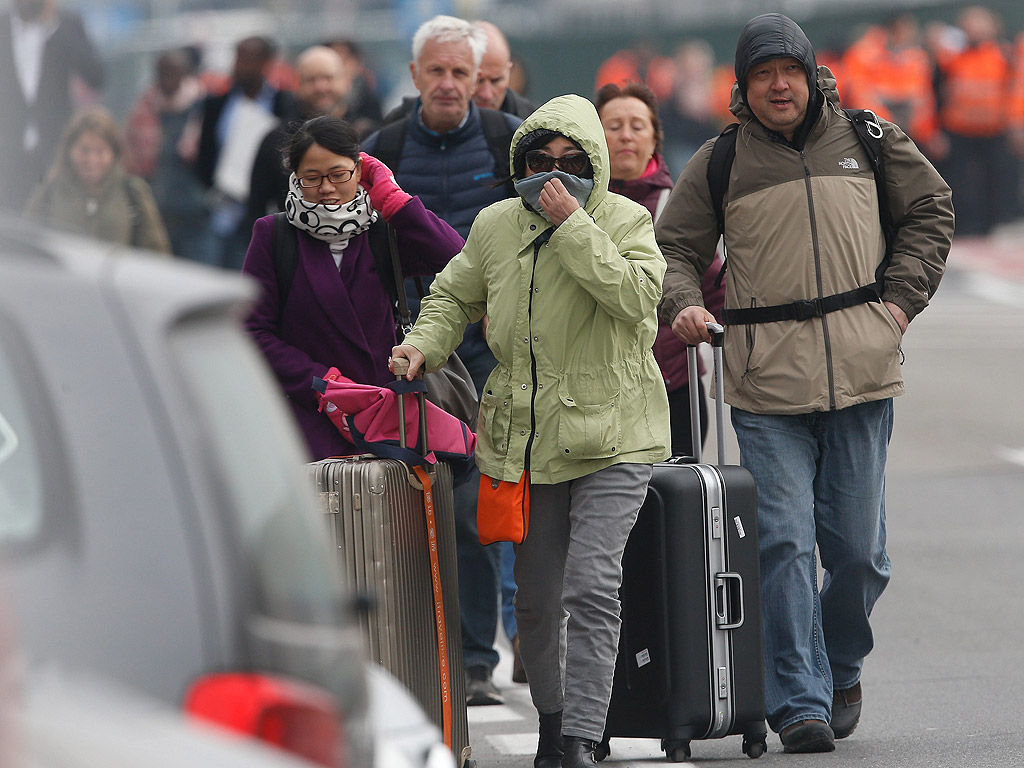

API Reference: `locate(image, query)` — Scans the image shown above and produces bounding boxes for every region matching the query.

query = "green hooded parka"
[403,94,671,484]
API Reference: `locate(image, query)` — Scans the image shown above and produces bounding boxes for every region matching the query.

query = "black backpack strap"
[707,122,739,239]
[370,119,408,173]
[706,123,738,289]
[844,108,894,282]
[272,212,299,310]
[478,107,516,187]
[721,284,881,325]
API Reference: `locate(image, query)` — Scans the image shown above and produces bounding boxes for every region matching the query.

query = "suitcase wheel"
[662,739,690,762]
[594,738,610,762]
[743,736,767,759]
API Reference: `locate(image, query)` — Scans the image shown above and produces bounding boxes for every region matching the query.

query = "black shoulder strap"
[705,122,739,289]
[707,122,739,238]
[371,120,408,174]
[844,108,895,278]
[272,212,299,309]
[366,218,399,309]
[478,107,515,181]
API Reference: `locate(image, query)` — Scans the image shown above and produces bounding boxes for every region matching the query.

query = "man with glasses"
[362,14,521,708]
[246,45,352,231]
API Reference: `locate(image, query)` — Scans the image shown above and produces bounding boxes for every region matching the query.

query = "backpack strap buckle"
[791,298,824,321]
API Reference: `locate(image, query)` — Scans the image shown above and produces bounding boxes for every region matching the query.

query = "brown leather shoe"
[831,682,863,739]
[512,634,528,684]
[780,719,835,753]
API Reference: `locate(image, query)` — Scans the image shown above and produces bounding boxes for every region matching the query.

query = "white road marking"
[995,446,1024,467]
[466,705,523,723]
[963,272,1024,307]
[483,732,699,765]
[485,732,537,754]
[601,737,696,765]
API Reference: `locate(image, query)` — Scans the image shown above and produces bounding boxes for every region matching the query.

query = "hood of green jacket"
[509,94,610,214]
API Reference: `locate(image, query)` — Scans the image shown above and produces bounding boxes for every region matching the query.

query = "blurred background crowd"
[3,0,1024,264]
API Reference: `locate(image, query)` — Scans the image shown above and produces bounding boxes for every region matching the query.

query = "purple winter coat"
[243,197,463,460]
[610,154,725,393]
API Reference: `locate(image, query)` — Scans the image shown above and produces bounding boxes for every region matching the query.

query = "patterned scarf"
[283,173,378,248]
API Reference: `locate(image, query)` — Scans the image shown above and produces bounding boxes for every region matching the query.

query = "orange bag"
[477,471,530,545]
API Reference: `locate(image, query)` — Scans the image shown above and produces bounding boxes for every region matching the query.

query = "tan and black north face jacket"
[657,67,954,415]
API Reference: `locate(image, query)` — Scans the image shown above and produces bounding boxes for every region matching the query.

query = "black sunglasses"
[525,149,590,176]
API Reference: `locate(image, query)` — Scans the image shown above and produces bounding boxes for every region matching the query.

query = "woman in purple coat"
[242,116,464,459]
[596,82,726,455]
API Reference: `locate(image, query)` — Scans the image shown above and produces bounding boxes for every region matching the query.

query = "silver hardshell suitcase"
[308,371,471,766]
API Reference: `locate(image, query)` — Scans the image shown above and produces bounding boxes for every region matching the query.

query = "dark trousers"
[941,132,1015,236]
[453,463,501,671]
[667,379,709,458]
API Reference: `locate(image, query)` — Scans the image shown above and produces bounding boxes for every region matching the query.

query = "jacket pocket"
[880,301,904,342]
[556,384,621,459]
[480,389,512,456]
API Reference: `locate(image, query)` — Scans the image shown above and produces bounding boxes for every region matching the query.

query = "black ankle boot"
[535,710,563,768]
[560,736,598,768]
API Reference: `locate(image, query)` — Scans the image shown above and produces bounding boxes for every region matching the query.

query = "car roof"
[0,217,257,330]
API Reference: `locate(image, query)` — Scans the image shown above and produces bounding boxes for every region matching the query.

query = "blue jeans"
[731,400,893,734]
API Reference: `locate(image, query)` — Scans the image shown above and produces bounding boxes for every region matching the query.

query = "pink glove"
[359,152,412,220]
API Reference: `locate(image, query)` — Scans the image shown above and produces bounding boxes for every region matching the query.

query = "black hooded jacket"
[734,13,822,149]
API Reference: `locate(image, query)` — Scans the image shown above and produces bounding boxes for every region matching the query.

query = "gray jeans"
[513,463,653,741]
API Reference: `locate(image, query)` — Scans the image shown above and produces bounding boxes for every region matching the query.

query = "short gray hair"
[411,15,486,71]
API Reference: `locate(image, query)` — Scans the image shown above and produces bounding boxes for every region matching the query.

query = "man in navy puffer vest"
[362,14,521,709]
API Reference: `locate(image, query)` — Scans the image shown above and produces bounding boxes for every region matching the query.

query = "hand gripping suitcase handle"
[715,571,744,630]
[391,358,429,457]
[687,322,726,465]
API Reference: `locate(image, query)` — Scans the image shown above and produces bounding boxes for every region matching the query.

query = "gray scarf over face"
[284,173,378,248]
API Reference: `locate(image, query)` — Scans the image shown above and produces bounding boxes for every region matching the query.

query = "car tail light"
[184,673,345,767]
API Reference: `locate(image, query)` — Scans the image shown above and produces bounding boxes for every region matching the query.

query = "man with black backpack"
[362,14,521,708]
[656,13,954,755]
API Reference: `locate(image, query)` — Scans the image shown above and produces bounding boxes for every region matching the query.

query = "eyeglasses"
[525,150,590,176]
[297,166,357,188]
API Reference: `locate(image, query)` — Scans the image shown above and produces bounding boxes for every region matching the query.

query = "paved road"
[464,234,1024,768]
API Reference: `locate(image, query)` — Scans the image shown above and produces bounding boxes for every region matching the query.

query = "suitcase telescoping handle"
[390,358,429,457]
[687,322,726,465]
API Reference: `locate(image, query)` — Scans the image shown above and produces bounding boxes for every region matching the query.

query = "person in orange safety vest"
[934,6,1015,235]
[842,15,940,154]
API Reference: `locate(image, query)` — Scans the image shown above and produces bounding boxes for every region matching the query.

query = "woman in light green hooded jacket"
[392,94,670,768]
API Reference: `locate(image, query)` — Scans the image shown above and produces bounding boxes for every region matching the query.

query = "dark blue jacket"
[362,101,520,240]
[363,101,521,389]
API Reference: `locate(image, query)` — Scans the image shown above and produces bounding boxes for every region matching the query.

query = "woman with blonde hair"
[27,106,171,253]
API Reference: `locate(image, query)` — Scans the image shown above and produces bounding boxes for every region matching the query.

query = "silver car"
[0,223,452,768]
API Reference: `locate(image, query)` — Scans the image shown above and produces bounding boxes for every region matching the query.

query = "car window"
[0,332,43,543]
[169,318,344,625]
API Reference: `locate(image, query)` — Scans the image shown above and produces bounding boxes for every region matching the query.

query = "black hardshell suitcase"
[601,324,768,761]
[309,363,473,767]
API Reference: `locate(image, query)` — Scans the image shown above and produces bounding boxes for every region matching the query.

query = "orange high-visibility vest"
[1009,34,1024,130]
[595,50,675,103]
[842,28,938,143]
[939,40,1012,137]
